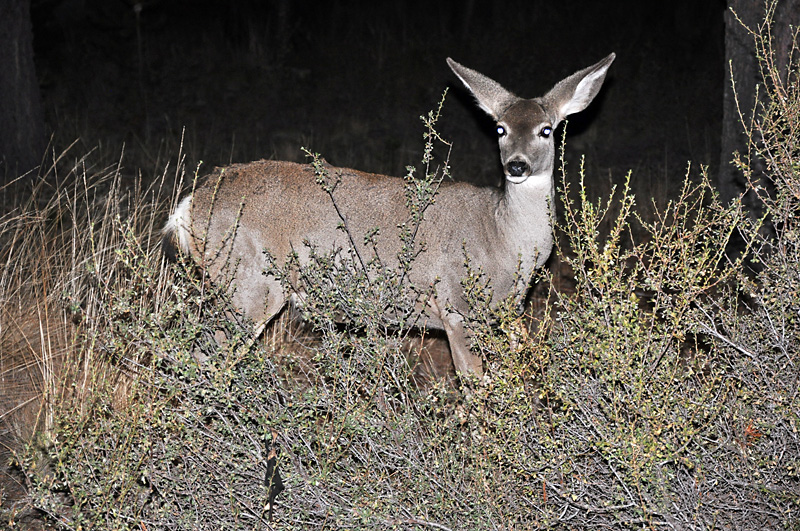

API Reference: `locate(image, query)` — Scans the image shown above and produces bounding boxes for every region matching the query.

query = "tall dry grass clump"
[0,149,188,527]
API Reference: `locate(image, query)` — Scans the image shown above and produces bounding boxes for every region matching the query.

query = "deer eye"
[496,125,507,137]
[540,126,553,138]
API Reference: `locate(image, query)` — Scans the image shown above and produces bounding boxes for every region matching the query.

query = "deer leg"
[440,311,483,379]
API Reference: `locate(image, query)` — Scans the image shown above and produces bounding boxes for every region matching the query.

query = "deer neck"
[496,171,555,269]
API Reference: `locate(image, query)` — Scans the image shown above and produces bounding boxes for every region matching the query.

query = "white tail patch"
[164,195,193,253]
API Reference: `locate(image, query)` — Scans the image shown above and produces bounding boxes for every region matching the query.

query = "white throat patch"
[506,172,550,186]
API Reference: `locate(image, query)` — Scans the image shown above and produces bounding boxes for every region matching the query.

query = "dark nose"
[506,160,529,177]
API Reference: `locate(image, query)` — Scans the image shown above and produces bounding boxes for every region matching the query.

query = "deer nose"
[506,160,529,177]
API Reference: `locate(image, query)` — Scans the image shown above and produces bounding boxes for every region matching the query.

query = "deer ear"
[542,53,615,123]
[447,58,519,120]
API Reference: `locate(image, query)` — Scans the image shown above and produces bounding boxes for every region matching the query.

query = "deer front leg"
[428,297,483,379]
[437,310,483,380]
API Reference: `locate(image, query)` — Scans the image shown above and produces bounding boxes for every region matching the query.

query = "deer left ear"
[542,53,615,123]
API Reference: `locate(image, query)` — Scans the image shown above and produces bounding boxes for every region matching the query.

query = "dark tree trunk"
[719,0,800,205]
[0,0,46,179]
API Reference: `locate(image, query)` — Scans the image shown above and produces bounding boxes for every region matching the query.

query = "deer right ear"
[447,58,519,120]
[542,53,615,123]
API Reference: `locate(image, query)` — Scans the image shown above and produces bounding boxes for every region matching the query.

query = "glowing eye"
[496,125,506,137]
[540,126,553,138]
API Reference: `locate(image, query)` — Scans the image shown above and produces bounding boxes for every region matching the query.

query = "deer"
[162,54,615,380]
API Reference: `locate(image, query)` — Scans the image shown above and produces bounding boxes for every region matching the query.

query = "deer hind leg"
[200,268,286,355]
[237,276,287,345]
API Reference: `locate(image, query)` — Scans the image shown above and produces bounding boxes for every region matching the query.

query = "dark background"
[27,0,726,199]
